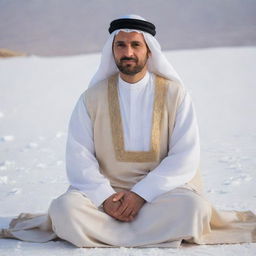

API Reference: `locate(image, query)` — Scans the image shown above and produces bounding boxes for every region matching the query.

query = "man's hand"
[103,191,146,222]
[103,193,122,220]
[113,191,145,222]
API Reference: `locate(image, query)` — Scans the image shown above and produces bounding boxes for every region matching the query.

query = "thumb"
[113,192,125,202]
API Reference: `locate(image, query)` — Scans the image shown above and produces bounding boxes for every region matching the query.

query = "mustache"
[120,57,137,62]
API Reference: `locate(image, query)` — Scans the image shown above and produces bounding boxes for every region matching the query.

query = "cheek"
[113,50,119,60]
[113,49,123,59]
[137,48,148,57]
[140,51,149,60]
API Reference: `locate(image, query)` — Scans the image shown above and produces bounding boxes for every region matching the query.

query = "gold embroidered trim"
[108,74,168,162]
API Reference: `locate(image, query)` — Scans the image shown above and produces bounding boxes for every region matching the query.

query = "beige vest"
[83,74,203,193]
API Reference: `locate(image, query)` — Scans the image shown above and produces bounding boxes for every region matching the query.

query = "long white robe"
[2,72,255,247]
[66,72,200,207]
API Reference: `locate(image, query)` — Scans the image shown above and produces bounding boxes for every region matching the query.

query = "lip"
[121,60,136,63]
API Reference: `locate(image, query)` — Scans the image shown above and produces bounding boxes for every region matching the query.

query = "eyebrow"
[114,40,142,44]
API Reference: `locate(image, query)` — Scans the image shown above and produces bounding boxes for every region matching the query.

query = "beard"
[115,56,148,76]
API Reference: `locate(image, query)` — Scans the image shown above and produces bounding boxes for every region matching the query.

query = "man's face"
[112,31,150,76]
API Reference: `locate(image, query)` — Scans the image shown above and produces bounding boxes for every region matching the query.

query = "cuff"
[80,183,116,207]
[131,175,174,203]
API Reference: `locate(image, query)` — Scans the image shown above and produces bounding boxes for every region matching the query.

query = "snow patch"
[0,176,8,184]
[56,160,64,166]
[7,188,22,196]
[26,142,38,149]
[36,163,47,169]
[0,136,15,142]
[56,131,66,138]
[0,161,16,171]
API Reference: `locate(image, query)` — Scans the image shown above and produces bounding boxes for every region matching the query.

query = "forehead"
[114,31,146,43]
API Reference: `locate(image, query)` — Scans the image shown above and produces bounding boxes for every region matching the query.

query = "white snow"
[0,135,15,142]
[0,47,256,255]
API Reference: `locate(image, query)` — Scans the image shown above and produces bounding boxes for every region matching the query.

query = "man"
[1,14,256,247]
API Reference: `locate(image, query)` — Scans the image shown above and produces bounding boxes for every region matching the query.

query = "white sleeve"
[66,95,116,207]
[131,92,200,202]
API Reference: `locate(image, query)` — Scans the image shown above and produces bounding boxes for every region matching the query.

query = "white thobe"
[66,72,200,207]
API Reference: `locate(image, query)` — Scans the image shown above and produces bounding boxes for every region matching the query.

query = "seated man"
[1,14,256,248]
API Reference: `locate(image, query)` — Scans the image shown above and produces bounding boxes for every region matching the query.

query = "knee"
[182,192,210,218]
[181,192,212,236]
[48,193,77,220]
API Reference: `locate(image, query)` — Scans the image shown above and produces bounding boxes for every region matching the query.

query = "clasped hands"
[103,191,145,222]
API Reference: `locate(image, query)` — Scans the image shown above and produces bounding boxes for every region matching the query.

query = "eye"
[115,42,126,48]
[131,42,141,48]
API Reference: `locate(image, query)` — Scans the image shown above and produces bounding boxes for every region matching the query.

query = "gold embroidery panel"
[108,74,167,163]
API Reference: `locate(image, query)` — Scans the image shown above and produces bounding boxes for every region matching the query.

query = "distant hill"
[0,48,26,58]
[0,0,255,56]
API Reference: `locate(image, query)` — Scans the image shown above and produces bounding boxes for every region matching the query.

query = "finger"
[125,215,135,222]
[116,215,134,222]
[110,202,122,215]
[112,213,128,222]
[130,211,137,218]
[115,202,128,217]
[121,207,134,218]
[115,216,131,222]
[112,192,125,202]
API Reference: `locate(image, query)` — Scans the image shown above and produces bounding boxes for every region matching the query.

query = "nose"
[124,45,134,57]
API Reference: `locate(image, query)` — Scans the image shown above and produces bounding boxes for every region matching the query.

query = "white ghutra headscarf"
[88,14,183,88]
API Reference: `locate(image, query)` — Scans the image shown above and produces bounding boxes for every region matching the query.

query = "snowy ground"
[0,47,256,255]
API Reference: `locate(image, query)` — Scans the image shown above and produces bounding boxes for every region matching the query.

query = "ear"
[147,47,151,58]
[112,35,116,52]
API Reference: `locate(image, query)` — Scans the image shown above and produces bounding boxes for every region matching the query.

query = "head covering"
[88,14,183,88]
[109,18,156,36]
